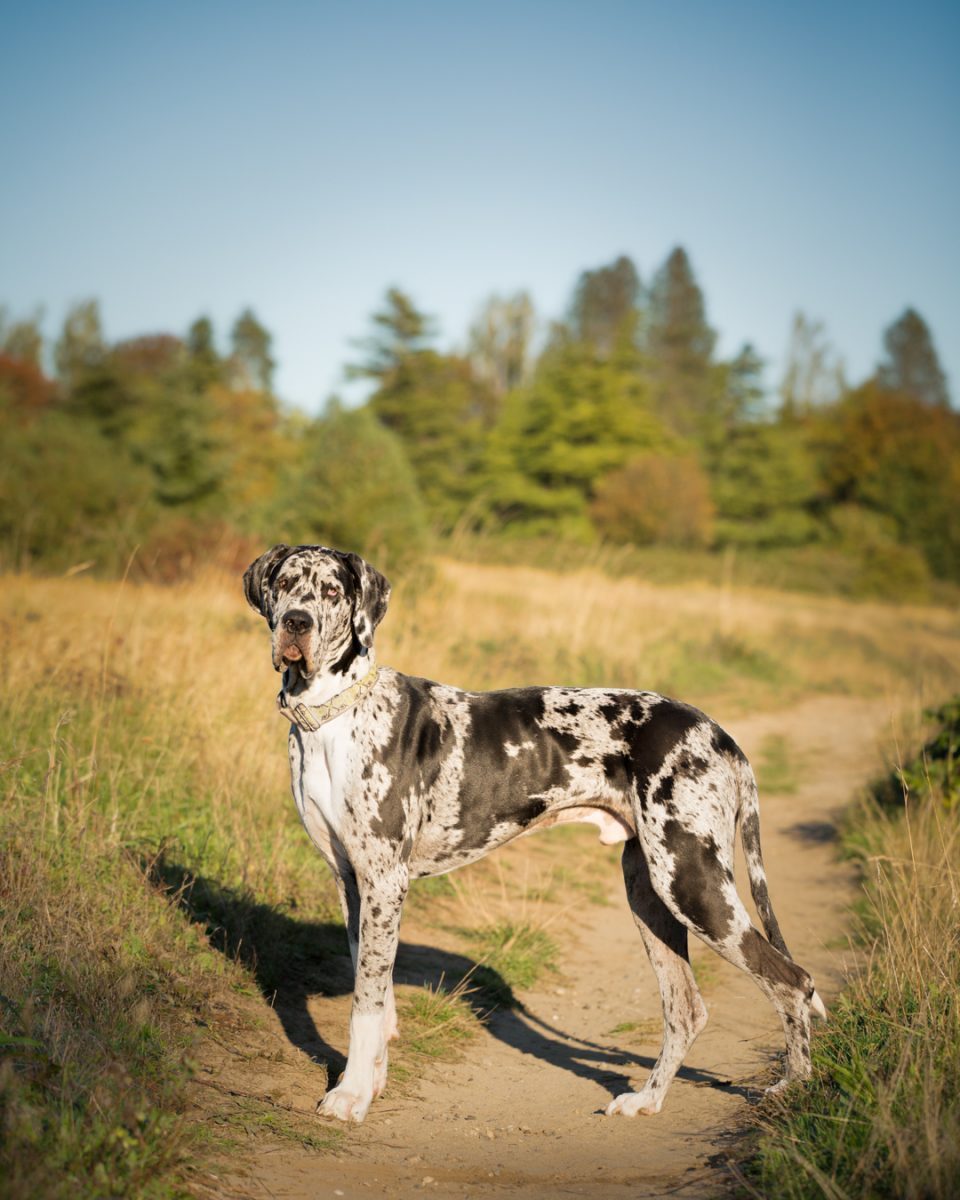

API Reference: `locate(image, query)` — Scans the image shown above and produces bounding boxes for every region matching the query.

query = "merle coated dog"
[243,544,824,1124]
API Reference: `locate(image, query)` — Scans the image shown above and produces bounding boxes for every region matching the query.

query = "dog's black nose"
[282,609,313,636]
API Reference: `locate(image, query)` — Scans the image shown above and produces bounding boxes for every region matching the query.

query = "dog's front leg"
[334,866,399,1045]
[318,865,408,1124]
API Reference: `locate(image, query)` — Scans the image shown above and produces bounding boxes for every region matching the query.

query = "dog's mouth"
[275,639,314,677]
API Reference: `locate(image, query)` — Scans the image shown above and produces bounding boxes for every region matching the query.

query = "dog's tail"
[736,758,791,959]
[736,757,827,1020]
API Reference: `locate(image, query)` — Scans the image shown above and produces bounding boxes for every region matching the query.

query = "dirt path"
[208,695,891,1200]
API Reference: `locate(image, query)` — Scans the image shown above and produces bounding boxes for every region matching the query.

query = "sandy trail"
[211,695,890,1200]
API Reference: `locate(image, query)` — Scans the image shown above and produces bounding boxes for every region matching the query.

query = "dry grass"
[746,723,960,1198]
[1,560,959,1196]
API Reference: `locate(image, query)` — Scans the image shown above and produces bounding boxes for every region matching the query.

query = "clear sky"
[2,0,957,411]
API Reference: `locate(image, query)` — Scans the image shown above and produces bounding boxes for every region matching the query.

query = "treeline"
[1,246,957,592]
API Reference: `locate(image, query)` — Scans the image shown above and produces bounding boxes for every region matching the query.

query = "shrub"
[590,454,714,547]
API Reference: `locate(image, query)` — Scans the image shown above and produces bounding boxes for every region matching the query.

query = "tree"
[54,299,105,388]
[478,340,668,535]
[877,307,950,407]
[274,402,428,569]
[230,308,274,393]
[369,350,496,527]
[569,255,641,356]
[817,382,960,578]
[710,418,821,547]
[187,315,222,390]
[646,247,717,437]
[348,288,436,381]
[780,312,845,416]
[0,306,44,366]
[468,291,535,395]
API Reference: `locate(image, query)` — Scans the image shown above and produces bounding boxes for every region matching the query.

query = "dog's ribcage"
[289,667,743,883]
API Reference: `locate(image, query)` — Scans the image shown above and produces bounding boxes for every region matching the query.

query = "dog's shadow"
[151,858,747,1104]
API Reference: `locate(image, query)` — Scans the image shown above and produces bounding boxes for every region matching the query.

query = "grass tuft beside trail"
[746,697,960,1199]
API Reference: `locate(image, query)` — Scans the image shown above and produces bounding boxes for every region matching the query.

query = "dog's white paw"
[811,990,827,1021]
[372,1053,388,1099]
[605,1090,662,1117]
[316,1085,372,1123]
[764,1077,790,1098]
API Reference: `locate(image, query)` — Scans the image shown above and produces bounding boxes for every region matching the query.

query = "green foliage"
[0,409,155,570]
[274,401,429,569]
[370,350,497,528]
[0,304,44,366]
[711,419,822,547]
[1,267,956,594]
[463,921,558,1004]
[348,287,437,381]
[646,245,717,437]
[54,298,106,389]
[468,291,534,395]
[746,700,960,1199]
[229,307,274,393]
[897,696,960,808]
[818,382,960,580]
[877,306,950,408]
[478,339,667,534]
[568,254,641,356]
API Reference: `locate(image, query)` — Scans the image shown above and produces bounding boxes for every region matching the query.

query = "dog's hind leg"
[640,786,818,1093]
[607,838,708,1117]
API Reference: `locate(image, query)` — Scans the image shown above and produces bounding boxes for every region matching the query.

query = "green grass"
[0,650,343,1197]
[754,733,801,796]
[744,697,960,1199]
[209,1096,343,1153]
[395,979,481,1065]
[460,921,559,1005]
[605,1018,661,1042]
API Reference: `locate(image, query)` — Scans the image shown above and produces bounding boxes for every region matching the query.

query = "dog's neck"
[280,648,375,710]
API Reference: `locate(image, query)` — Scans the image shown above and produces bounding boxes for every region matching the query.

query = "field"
[2,558,960,1198]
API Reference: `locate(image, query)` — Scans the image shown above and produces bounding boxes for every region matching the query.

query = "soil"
[194,695,891,1200]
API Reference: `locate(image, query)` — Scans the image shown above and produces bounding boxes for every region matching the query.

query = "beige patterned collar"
[277,656,379,733]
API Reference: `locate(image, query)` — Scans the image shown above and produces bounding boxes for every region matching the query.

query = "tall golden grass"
[2,559,959,1197]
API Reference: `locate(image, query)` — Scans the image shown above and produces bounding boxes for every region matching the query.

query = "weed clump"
[746,696,960,1198]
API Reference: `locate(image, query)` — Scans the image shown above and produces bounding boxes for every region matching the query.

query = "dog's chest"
[288,717,354,857]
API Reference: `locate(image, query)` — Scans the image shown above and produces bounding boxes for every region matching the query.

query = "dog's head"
[243,544,391,680]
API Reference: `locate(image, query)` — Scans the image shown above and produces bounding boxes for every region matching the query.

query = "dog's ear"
[243,544,292,616]
[340,552,391,649]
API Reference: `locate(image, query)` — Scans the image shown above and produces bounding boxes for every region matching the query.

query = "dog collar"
[277,657,380,732]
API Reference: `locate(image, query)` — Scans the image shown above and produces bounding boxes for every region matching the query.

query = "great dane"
[244,544,824,1124]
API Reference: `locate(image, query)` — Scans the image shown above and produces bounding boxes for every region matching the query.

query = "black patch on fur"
[617,701,705,809]
[711,723,748,763]
[739,928,808,990]
[453,688,579,849]
[663,818,734,940]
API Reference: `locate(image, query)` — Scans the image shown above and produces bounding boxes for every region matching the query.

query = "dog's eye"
[276,577,291,593]
[323,585,341,601]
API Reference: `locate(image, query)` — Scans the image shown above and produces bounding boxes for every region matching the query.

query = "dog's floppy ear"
[340,552,391,649]
[243,544,292,616]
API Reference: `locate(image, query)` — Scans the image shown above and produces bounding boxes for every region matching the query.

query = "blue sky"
[2,0,957,410]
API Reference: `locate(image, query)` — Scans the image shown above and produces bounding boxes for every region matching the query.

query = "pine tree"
[569,255,641,356]
[187,316,222,390]
[877,307,950,407]
[230,308,275,393]
[348,288,436,381]
[645,247,717,437]
[54,299,105,388]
